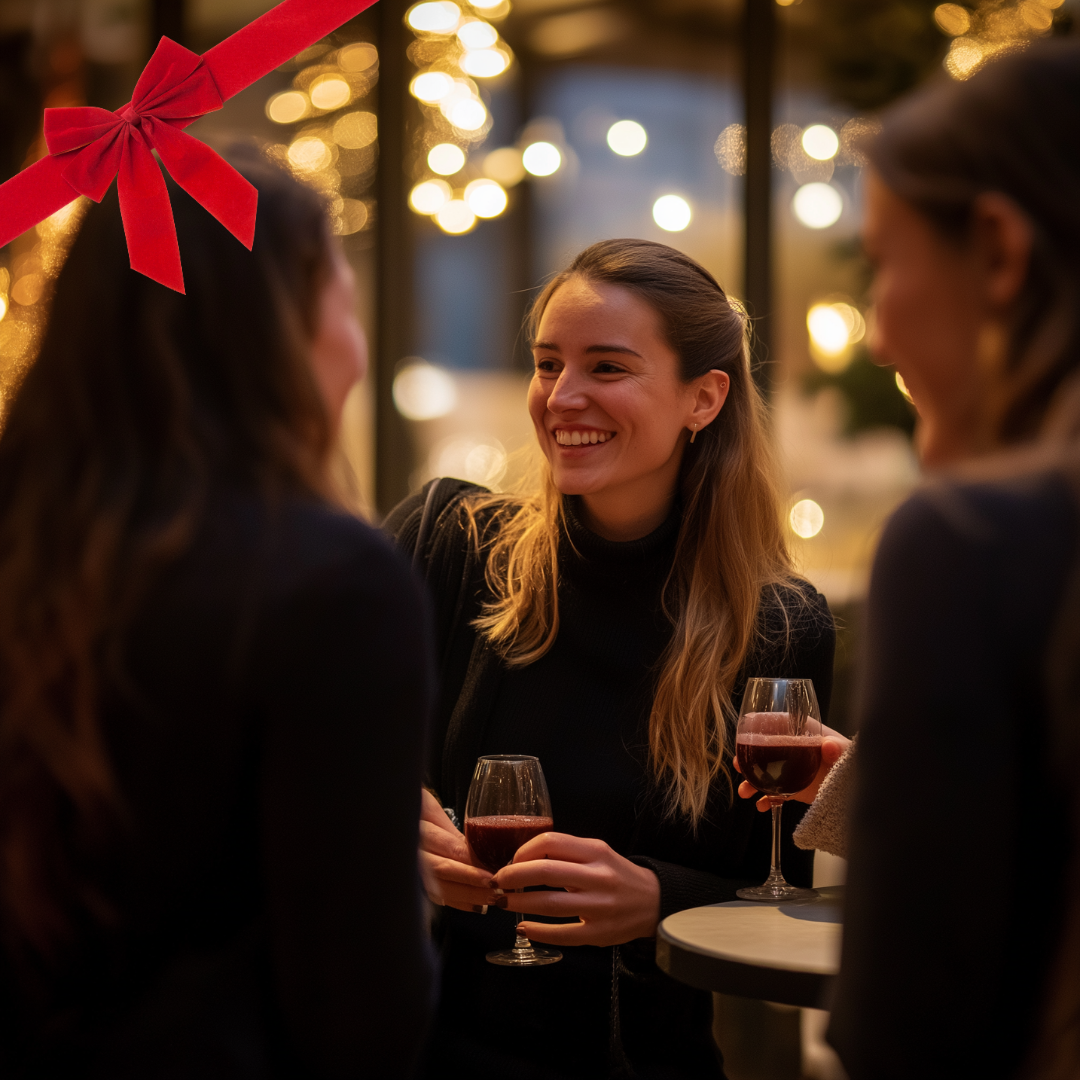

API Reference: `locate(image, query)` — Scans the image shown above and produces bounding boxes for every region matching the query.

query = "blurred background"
[0,0,1076,1074]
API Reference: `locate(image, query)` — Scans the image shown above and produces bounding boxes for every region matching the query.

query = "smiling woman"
[386,239,836,1079]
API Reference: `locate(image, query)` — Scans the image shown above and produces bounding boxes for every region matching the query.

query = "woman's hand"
[491,832,661,948]
[734,727,851,811]
[419,788,501,912]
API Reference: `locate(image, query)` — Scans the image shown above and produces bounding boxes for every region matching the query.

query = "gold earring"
[690,424,698,444]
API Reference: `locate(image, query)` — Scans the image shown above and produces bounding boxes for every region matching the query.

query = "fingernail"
[493,896,508,909]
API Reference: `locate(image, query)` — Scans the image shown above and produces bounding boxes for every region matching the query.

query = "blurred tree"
[813,0,945,110]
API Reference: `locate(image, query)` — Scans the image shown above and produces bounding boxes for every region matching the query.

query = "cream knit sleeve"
[792,736,857,859]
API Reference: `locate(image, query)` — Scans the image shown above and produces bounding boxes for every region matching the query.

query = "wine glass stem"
[766,800,787,886]
[511,891,532,950]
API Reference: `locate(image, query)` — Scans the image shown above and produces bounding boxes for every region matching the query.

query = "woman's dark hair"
[868,41,1080,447]
[0,151,334,956]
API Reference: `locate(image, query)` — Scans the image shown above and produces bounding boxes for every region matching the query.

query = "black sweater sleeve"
[633,586,836,917]
[256,528,436,1079]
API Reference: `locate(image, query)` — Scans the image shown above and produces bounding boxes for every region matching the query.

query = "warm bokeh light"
[445,97,487,131]
[310,75,351,111]
[790,499,825,539]
[288,136,333,172]
[522,141,561,176]
[807,304,851,357]
[267,90,310,124]
[428,142,466,175]
[945,37,984,79]
[465,178,508,218]
[393,361,459,420]
[714,123,746,176]
[407,1,461,33]
[607,120,647,156]
[457,18,498,48]
[332,111,377,149]
[334,199,369,235]
[933,2,971,34]
[432,436,508,487]
[435,199,477,234]
[338,42,378,71]
[470,0,509,10]
[483,147,525,186]
[460,48,510,77]
[0,296,7,323]
[652,194,692,232]
[792,182,843,228]
[895,372,914,403]
[411,70,454,103]
[410,178,453,215]
[11,274,44,307]
[801,124,839,162]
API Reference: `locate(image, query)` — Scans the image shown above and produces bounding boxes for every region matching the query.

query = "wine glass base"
[486,945,562,967]
[736,884,818,903]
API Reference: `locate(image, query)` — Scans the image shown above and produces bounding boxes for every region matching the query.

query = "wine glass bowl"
[464,755,562,967]
[735,679,822,902]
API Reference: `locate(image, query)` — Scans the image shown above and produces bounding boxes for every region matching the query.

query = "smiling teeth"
[556,430,611,446]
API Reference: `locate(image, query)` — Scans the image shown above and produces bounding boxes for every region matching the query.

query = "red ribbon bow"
[0,0,380,294]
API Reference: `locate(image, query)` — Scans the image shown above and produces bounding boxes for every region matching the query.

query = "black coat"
[0,491,436,1079]
[387,480,835,1080]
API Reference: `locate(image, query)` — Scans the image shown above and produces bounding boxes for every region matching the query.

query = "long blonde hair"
[469,239,802,825]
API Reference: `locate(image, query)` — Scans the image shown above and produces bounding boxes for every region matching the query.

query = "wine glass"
[464,755,562,967]
[735,678,822,902]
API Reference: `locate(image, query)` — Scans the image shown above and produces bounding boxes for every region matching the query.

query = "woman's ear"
[688,369,731,433]
[971,192,1034,314]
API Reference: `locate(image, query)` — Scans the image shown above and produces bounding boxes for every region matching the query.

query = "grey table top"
[655,886,843,1009]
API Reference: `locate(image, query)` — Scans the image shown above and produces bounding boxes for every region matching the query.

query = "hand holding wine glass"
[464,755,562,967]
[734,725,850,811]
[735,678,823,902]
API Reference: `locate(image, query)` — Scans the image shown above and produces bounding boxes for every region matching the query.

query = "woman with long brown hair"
[0,154,434,1077]
[388,238,837,1078]
[791,41,1080,1080]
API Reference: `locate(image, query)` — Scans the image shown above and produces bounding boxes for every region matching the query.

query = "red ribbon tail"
[118,135,184,293]
[149,121,257,249]
[0,157,83,249]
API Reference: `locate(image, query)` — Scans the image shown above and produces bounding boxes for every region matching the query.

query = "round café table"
[655,885,843,1009]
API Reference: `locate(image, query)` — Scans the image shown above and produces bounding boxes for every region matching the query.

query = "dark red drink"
[465,815,553,872]
[736,732,822,797]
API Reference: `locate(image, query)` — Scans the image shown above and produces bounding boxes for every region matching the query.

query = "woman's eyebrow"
[585,344,642,358]
[532,339,559,351]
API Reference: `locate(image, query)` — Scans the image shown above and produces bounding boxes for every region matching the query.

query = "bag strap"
[412,476,455,577]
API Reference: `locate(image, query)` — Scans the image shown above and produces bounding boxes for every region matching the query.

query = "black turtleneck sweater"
[386,482,835,1080]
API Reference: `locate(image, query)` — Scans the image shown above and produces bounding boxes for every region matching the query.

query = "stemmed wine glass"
[735,678,822,902]
[464,755,562,967]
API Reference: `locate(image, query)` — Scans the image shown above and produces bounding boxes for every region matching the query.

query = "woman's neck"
[578,484,677,542]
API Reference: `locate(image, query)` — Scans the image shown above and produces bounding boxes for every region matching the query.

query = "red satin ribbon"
[0,0,380,293]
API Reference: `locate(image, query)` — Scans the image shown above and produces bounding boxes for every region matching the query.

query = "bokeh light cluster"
[934,0,1065,80]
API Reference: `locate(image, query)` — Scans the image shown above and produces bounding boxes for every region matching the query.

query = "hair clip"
[0,0,379,294]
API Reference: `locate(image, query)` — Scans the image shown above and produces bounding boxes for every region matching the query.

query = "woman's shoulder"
[756,576,833,639]
[877,467,1078,584]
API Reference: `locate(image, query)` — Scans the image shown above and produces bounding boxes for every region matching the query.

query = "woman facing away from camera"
[732,41,1080,1080]
[0,156,434,1078]
[387,238,840,1079]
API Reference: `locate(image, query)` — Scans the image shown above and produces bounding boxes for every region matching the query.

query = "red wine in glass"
[464,755,561,967]
[465,815,554,874]
[735,681,823,902]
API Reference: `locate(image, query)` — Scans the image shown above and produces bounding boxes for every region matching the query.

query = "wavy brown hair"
[470,239,805,825]
[869,42,1080,1079]
[0,152,334,958]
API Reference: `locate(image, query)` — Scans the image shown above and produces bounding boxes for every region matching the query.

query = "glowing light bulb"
[266,90,309,124]
[792,182,842,228]
[465,178,508,218]
[410,71,454,103]
[652,194,692,232]
[310,76,351,111]
[446,98,487,131]
[460,48,510,77]
[435,199,477,234]
[790,499,824,539]
[409,179,453,215]
[522,141,561,176]
[288,136,332,172]
[407,1,461,33]
[607,120,647,156]
[801,124,839,161]
[428,143,466,175]
[457,18,498,48]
